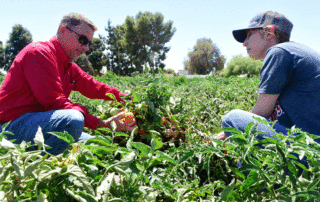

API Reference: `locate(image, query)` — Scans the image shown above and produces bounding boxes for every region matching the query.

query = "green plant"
[1,74,319,201]
[223,55,263,77]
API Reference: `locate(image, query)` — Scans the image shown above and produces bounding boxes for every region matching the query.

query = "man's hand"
[213,131,227,140]
[97,112,136,131]
[213,131,228,154]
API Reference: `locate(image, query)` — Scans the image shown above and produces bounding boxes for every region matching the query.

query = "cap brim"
[232,28,250,43]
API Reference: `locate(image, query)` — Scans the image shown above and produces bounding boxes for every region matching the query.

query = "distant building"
[178,70,189,76]
[177,69,213,78]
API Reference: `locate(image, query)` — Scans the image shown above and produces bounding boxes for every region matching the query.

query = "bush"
[162,68,176,76]
[223,55,263,77]
[184,38,225,75]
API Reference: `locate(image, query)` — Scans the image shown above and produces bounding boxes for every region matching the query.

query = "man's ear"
[265,25,276,41]
[58,25,68,36]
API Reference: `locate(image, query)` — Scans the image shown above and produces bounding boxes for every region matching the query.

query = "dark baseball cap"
[233,11,293,43]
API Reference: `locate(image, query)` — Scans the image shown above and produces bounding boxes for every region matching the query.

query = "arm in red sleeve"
[70,65,128,129]
[80,106,101,130]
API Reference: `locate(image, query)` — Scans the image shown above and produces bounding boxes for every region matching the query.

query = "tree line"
[0,12,177,76]
[0,11,261,77]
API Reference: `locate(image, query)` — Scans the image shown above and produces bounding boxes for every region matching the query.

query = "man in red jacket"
[0,13,135,155]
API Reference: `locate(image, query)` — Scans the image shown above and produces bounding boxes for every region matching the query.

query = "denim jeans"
[222,109,308,175]
[0,109,94,155]
[222,109,290,139]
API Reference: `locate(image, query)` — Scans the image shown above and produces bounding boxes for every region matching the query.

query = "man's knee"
[67,110,85,126]
[222,109,245,128]
[60,110,85,140]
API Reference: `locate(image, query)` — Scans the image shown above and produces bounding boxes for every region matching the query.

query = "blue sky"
[1,0,320,72]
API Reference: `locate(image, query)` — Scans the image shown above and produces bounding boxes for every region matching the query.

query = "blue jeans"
[222,109,290,139]
[222,109,308,175]
[0,109,94,155]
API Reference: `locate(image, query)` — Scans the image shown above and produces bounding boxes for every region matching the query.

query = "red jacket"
[0,36,126,130]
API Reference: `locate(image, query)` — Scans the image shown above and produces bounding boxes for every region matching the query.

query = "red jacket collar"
[49,36,73,73]
[49,36,72,64]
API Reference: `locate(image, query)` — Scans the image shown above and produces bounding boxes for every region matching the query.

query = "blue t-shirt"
[259,41,320,136]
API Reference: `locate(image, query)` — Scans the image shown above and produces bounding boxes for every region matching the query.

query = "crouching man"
[215,11,320,142]
[0,13,136,155]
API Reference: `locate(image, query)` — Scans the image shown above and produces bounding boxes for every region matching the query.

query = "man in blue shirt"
[215,11,320,142]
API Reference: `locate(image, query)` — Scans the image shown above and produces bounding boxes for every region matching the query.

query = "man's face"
[243,29,268,60]
[61,23,94,61]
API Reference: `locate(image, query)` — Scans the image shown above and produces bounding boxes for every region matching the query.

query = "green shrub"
[162,68,176,76]
[223,55,263,77]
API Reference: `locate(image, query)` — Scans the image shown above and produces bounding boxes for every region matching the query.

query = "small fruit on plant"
[223,144,227,154]
[138,129,147,136]
[161,117,168,125]
[123,112,136,124]
[109,108,120,116]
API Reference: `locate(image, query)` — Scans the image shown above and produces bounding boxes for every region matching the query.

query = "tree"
[222,55,263,77]
[101,21,132,76]
[85,38,107,74]
[121,12,176,73]
[0,41,4,69]
[75,54,95,75]
[4,24,33,71]
[183,38,225,75]
[102,12,176,76]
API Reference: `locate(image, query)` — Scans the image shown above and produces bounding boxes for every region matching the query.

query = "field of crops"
[1,73,320,201]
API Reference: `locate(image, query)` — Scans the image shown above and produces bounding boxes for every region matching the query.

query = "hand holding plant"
[97,111,136,131]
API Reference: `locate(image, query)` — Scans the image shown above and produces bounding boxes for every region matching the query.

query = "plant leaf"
[24,156,46,177]
[105,93,117,101]
[65,188,94,202]
[36,192,48,202]
[34,126,45,148]
[49,131,74,144]
[97,127,113,134]
[229,167,246,180]
[11,153,23,178]
[114,132,129,137]
[151,135,163,150]
[67,165,95,195]
[155,151,176,164]
[222,127,242,135]
[131,91,141,102]
[241,170,259,192]
[96,172,115,201]
[111,121,117,131]
[178,150,194,164]
[307,176,320,191]
[0,138,16,150]
[85,136,113,146]
[130,142,152,156]
[221,179,235,201]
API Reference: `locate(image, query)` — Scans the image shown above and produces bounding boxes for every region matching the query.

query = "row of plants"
[0,73,319,201]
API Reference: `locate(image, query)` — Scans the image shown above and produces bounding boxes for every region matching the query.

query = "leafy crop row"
[0,73,319,201]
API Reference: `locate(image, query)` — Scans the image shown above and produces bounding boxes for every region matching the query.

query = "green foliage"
[3,24,33,71]
[103,12,176,76]
[75,54,96,75]
[0,74,5,83]
[0,41,4,69]
[85,38,107,74]
[223,55,263,77]
[184,38,226,75]
[1,75,320,201]
[162,68,176,75]
[101,21,133,76]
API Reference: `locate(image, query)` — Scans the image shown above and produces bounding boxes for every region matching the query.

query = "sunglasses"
[66,27,91,46]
